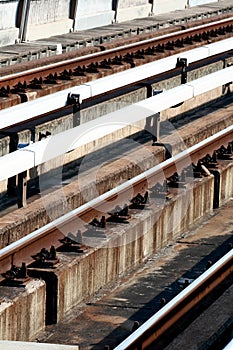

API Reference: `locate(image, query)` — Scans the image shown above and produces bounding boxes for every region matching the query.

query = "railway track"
[0,124,232,282]
[113,247,233,350]
[0,17,233,108]
[0,9,233,347]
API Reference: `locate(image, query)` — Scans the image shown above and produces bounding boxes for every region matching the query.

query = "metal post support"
[152,89,164,141]
[7,133,19,196]
[18,0,31,42]
[30,126,35,143]
[145,83,153,98]
[114,0,120,22]
[17,171,28,208]
[152,114,172,159]
[73,101,81,127]
[222,58,232,94]
[150,0,156,14]
[210,169,220,209]
[156,114,161,143]
[67,93,82,127]
[71,0,79,32]
[176,58,188,84]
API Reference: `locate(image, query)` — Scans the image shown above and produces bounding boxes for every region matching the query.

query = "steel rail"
[1,41,232,131]
[0,63,231,218]
[113,248,233,350]
[0,17,232,89]
[0,124,232,280]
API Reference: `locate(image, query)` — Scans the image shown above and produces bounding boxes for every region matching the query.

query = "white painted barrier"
[0,65,232,181]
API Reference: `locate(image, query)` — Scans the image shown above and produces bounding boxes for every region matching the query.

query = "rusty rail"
[0,17,232,91]
[113,248,233,350]
[0,125,232,281]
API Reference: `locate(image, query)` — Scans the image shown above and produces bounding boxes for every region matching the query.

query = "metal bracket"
[67,93,82,127]
[67,93,82,106]
[216,144,233,160]
[150,181,170,200]
[176,57,188,84]
[107,205,130,223]
[30,246,59,268]
[89,216,106,229]
[58,234,85,253]
[1,262,29,287]
[167,171,186,188]
[192,161,208,178]
[129,191,149,209]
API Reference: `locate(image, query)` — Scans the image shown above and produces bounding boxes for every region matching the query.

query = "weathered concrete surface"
[116,0,152,22]
[217,160,233,207]
[0,279,46,341]
[74,0,115,31]
[0,95,233,248]
[0,55,232,197]
[27,174,214,324]
[25,0,73,42]
[37,200,233,349]
[0,0,19,46]
[164,284,233,350]
[152,0,186,15]
[1,1,233,53]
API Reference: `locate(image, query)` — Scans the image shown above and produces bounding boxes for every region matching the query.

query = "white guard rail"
[0,37,232,130]
[0,65,232,182]
[1,125,232,260]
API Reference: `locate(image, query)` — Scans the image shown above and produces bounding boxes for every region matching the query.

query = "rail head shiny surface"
[0,65,233,182]
[113,248,233,350]
[0,36,232,130]
[0,124,232,275]
[1,16,232,83]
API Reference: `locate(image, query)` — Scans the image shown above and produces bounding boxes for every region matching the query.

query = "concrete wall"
[151,0,220,15]
[0,0,19,46]
[152,0,187,15]
[0,0,225,47]
[74,0,115,31]
[0,279,46,341]
[25,0,73,41]
[218,161,233,207]
[0,160,232,331]
[0,100,232,249]
[28,174,215,323]
[115,0,152,22]
[0,1,18,30]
